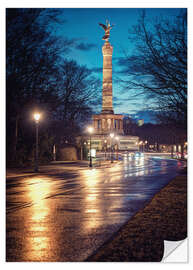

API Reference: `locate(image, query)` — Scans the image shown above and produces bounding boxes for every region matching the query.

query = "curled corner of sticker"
[162,238,188,263]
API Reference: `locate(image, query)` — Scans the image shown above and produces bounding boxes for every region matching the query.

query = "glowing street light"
[34,113,41,122]
[104,139,107,159]
[144,140,148,152]
[88,126,93,134]
[88,126,94,167]
[110,133,114,139]
[33,113,41,172]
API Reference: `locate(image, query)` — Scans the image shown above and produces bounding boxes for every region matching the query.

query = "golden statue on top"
[99,19,114,41]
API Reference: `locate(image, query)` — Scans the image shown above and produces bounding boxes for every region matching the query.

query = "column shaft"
[102,41,114,114]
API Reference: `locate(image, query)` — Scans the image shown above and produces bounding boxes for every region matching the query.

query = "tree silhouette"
[123,9,187,128]
[6,8,99,166]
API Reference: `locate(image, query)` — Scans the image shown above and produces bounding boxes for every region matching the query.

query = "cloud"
[113,96,130,108]
[114,56,147,74]
[90,67,103,73]
[113,96,119,101]
[114,57,129,67]
[76,42,97,51]
[90,99,102,106]
[114,101,124,107]
[113,96,132,103]
[128,110,157,123]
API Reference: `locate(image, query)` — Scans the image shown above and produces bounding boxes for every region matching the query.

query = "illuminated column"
[120,120,123,130]
[111,119,114,130]
[102,119,105,129]
[94,119,97,130]
[102,41,114,114]
[105,119,107,130]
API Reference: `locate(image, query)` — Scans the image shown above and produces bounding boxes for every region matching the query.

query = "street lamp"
[104,139,107,159]
[110,133,114,163]
[139,141,143,152]
[115,136,119,160]
[144,140,148,152]
[88,126,93,167]
[34,113,41,172]
[53,144,56,161]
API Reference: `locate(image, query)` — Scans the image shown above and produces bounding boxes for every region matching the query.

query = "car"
[134,151,144,158]
[174,152,181,159]
[174,151,188,159]
[122,152,134,157]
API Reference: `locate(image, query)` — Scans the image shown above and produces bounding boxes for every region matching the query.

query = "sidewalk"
[86,171,187,262]
[6,159,120,178]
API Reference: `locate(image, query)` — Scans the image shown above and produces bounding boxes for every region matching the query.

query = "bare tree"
[6,8,74,164]
[52,60,100,143]
[122,9,187,128]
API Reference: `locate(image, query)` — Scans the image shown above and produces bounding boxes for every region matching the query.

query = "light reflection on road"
[80,168,123,232]
[6,155,185,262]
[25,177,53,261]
[82,168,101,219]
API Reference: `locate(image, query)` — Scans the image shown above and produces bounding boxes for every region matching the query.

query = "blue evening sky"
[50,8,182,123]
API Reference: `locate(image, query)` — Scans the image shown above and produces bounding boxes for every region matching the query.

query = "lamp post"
[104,139,107,159]
[53,144,56,161]
[34,113,41,172]
[139,141,143,152]
[110,133,114,163]
[139,141,142,151]
[88,126,93,167]
[144,140,148,152]
[115,136,119,160]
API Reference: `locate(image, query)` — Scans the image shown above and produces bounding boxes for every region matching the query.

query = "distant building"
[138,119,144,126]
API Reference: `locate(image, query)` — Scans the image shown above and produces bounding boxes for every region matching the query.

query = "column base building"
[77,24,139,155]
[91,112,138,151]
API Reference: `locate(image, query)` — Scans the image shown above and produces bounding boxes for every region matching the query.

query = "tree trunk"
[171,145,174,158]
[181,143,184,159]
[13,116,18,161]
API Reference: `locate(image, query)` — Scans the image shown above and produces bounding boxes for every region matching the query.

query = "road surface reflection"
[25,177,53,261]
[6,155,185,261]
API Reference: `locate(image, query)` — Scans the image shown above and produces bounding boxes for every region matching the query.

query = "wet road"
[6,155,185,261]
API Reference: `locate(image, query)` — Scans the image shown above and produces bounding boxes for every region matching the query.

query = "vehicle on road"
[174,152,187,159]
[122,151,135,159]
[134,152,144,158]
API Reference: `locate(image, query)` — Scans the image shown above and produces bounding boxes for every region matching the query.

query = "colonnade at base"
[92,114,124,135]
